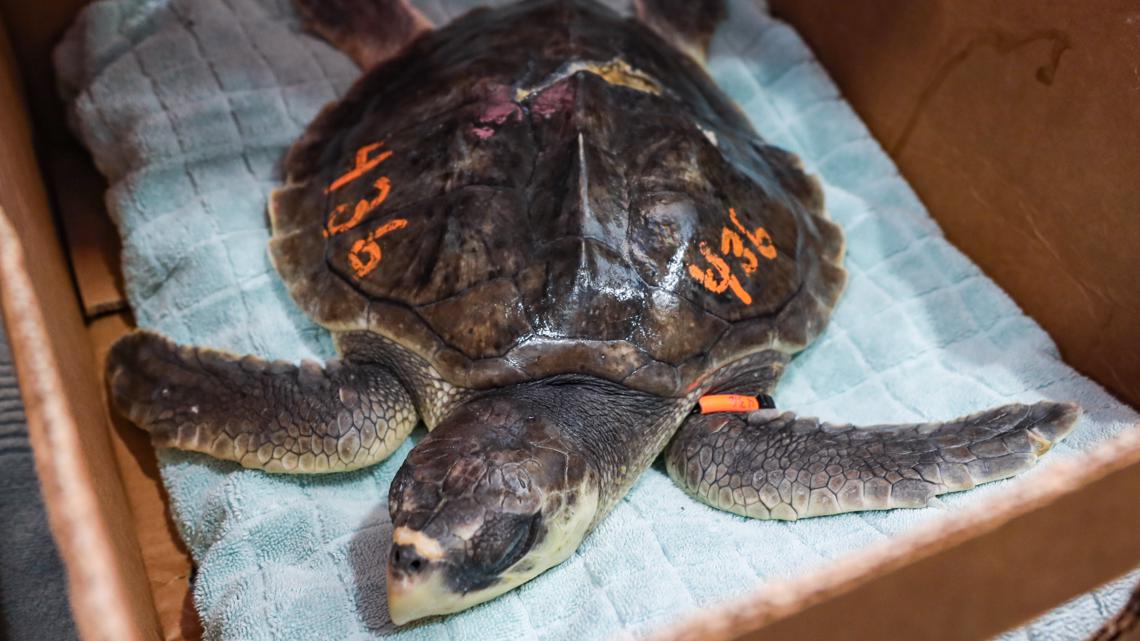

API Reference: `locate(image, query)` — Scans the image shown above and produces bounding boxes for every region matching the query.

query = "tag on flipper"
[697,393,776,414]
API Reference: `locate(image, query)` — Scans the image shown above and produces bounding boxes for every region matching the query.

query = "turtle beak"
[384,522,553,625]
[387,528,452,625]
[387,561,450,625]
[386,540,507,626]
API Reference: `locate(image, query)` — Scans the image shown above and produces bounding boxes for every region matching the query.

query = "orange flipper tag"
[699,394,761,414]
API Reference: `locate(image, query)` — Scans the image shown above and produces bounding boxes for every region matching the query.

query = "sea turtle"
[106,0,1080,625]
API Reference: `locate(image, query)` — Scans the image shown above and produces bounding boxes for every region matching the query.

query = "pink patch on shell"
[471,126,496,140]
[479,101,523,125]
[475,83,523,125]
[531,79,576,119]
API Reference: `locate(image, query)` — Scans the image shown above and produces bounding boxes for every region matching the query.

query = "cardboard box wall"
[0,2,1137,640]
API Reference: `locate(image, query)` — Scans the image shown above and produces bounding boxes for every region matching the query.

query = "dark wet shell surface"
[270,0,845,397]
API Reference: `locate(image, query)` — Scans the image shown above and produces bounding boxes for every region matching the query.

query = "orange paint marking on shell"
[349,218,409,279]
[349,238,381,278]
[325,176,392,237]
[729,207,777,260]
[326,142,393,194]
[698,394,760,414]
[721,227,758,275]
[686,207,778,304]
[687,241,752,305]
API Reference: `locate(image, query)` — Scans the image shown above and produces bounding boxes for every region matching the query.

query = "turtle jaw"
[386,526,481,625]
[386,482,600,625]
[386,557,522,626]
[386,564,464,626]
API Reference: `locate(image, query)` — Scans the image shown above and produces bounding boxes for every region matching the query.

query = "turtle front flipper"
[635,0,726,63]
[295,0,432,69]
[106,331,417,473]
[666,402,1080,520]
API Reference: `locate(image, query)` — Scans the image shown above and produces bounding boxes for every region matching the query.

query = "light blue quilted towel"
[55,1,1139,639]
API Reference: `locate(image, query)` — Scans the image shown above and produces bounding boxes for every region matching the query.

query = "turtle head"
[385,387,601,624]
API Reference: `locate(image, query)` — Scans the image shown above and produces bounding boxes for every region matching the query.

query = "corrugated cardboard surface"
[0,2,1138,641]
[769,0,1140,410]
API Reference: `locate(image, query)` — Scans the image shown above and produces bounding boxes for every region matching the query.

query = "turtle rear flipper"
[666,402,1080,520]
[634,0,726,63]
[296,0,433,69]
[106,331,417,473]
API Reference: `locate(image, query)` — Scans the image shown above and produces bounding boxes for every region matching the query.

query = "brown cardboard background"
[0,11,161,641]
[0,1,1137,641]
[768,0,1140,409]
[0,0,127,318]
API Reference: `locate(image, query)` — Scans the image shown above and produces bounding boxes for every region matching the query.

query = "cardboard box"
[0,2,1137,640]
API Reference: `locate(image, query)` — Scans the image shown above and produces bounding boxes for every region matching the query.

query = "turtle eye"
[455,511,543,591]
[488,512,543,575]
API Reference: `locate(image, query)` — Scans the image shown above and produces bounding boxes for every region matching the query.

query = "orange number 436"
[322,140,409,279]
[687,207,777,305]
